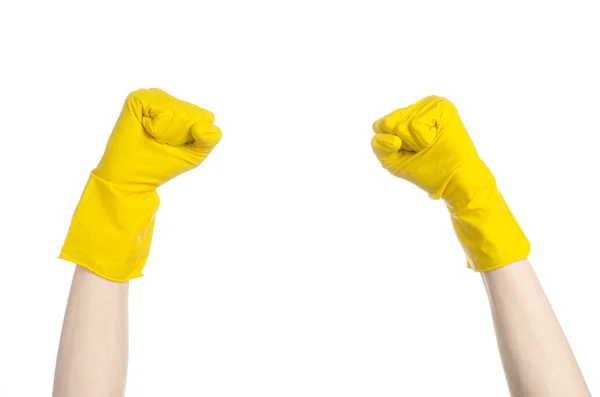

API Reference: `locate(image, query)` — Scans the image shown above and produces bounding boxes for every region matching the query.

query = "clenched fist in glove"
[60,88,222,281]
[371,96,529,272]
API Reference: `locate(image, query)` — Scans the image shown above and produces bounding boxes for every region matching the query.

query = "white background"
[1,0,598,396]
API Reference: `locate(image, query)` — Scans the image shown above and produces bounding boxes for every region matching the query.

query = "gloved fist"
[60,89,221,282]
[95,88,221,191]
[372,96,492,206]
[371,96,529,272]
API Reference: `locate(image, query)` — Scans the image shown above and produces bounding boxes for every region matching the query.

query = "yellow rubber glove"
[371,95,529,272]
[60,88,222,282]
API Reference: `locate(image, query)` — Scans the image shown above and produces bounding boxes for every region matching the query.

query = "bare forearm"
[53,266,129,397]
[482,259,590,397]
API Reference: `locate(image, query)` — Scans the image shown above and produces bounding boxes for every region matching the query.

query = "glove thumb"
[190,124,222,152]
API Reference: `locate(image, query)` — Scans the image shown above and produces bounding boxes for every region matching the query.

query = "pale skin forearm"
[370,96,591,394]
[53,266,129,397]
[482,259,591,397]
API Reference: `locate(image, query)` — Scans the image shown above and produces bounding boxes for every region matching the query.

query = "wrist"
[91,169,159,194]
[441,161,497,213]
[445,187,530,272]
[437,160,530,272]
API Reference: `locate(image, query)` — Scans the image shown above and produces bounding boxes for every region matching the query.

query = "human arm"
[53,267,129,397]
[53,88,222,397]
[371,96,590,396]
[482,259,590,396]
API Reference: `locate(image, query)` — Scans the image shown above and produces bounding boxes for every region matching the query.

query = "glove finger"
[190,124,222,151]
[129,88,169,117]
[133,88,217,147]
[408,96,445,147]
[129,89,177,144]
[150,87,216,124]
[374,113,419,153]
[375,96,444,152]
[371,133,403,160]
[409,115,437,149]
[142,110,175,144]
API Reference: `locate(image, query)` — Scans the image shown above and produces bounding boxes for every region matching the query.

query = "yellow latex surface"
[371,96,529,272]
[60,88,221,281]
